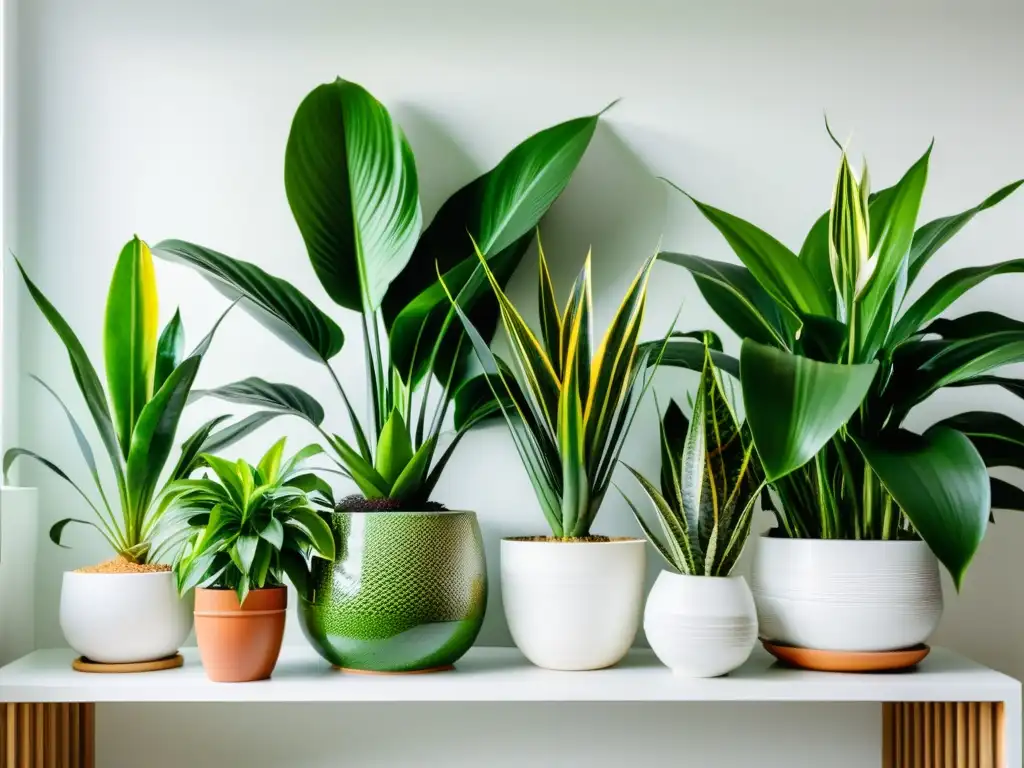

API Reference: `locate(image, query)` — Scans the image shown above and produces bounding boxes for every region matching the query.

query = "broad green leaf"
[667,182,830,318]
[155,239,344,361]
[991,477,1024,513]
[105,236,160,456]
[284,508,336,560]
[280,548,311,598]
[234,534,260,576]
[658,252,788,348]
[854,426,988,589]
[197,411,287,457]
[14,257,126,498]
[647,337,740,379]
[923,312,1024,339]
[284,78,421,313]
[383,109,602,386]
[937,411,1024,472]
[154,309,185,393]
[190,377,324,425]
[797,209,836,315]
[740,339,878,480]
[907,179,1024,286]
[389,436,437,504]
[889,260,1024,346]
[258,437,288,484]
[376,408,414,486]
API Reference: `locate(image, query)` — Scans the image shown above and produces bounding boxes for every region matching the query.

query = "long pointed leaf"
[190,377,324,425]
[154,309,185,393]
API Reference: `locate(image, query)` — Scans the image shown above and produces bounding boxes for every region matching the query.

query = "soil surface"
[505,536,640,543]
[75,557,171,574]
[336,495,449,513]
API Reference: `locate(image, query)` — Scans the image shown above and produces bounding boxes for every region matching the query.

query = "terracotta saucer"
[72,653,184,674]
[762,641,930,672]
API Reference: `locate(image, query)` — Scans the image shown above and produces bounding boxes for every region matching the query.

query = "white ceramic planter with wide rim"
[644,571,757,677]
[0,487,39,666]
[59,570,194,663]
[750,535,943,652]
[501,538,646,671]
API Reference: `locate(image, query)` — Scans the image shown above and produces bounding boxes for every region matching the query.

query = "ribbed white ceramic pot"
[750,536,943,652]
[501,538,646,670]
[644,571,757,677]
[60,571,193,663]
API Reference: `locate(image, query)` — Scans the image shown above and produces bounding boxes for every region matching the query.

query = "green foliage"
[156,78,606,510]
[3,240,263,563]
[163,439,336,605]
[660,131,1023,587]
[620,346,763,576]
[446,237,658,538]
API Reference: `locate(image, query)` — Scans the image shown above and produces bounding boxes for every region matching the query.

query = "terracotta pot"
[194,586,287,682]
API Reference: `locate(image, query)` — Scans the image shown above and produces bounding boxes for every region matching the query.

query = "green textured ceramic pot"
[298,509,487,673]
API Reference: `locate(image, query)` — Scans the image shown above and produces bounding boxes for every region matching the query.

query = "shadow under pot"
[750,536,943,653]
[501,538,646,671]
[299,510,487,674]
[194,586,287,682]
[60,569,193,665]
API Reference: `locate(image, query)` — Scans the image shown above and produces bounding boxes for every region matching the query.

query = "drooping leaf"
[154,239,344,361]
[169,414,232,481]
[198,411,288,457]
[936,411,1024,472]
[154,309,185,393]
[854,426,988,589]
[740,339,878,480]
[644,337,740,379]
[284,78,422,313]
[990,477,1024,513]
[3,448,103,521]
[190,377,325,426]
[104,236,160,457]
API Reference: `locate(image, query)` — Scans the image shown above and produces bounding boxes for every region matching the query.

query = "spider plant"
[657,128,1024,586]
[163,438,336,605]
[445,236,658,538]
[620,343,764,576]
[2,238,256,563]
[156,78,608,509]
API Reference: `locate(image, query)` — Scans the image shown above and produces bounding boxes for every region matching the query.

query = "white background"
[3,0,1024,765]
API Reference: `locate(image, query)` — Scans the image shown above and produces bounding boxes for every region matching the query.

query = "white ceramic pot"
[501,538,646,670]
[644,571,757,677]
[751,536,943,652]
[0,487,39,665]
[59,571,193,663]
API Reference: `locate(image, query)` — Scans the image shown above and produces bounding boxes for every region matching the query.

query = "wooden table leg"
[0,703,94,766]
[883,702,1005,767]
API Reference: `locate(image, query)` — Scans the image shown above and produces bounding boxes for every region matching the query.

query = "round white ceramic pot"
[750,536,943,652]
[59,571,193,663]
[501,538,646,670]
[644,571,757,677]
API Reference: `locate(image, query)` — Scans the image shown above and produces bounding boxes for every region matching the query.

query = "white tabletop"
[0,646,1018,704]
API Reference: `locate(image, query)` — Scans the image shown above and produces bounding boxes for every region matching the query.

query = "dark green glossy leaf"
[170,414,232,481]
[921,312,1024,339]
[154,309,185,393]
[155,239,344,361]
[190,377,324,426]
[645,337,740,379]
[284,79,421,313]
[936,411,1024,472]
[199,411,288,456]
[854,426,988,589]
[49,518,102,549]
[991,477,1024,513]
[740,339,877,480]
[797,209,835,314]
[658,398,689,503]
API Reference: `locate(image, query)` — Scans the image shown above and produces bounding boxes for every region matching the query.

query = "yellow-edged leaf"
[537,234,562,375]
[558,316,588,537]
[559,251,593,408]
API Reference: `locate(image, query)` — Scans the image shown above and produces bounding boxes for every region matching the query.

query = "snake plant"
[446,236,658,538]
[2,238,257,563]
[620,343,764,576]
[163,439,336,605]
[156,78,607,510]
[658,128,1024,587]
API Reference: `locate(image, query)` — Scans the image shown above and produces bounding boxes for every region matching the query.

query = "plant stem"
[881,493,894,541]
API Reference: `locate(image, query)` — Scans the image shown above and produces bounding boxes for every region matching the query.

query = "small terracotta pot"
[194,586,287,682]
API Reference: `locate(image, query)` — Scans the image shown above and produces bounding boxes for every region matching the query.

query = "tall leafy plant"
[157,79,607,508]
[446,238,657,538]
[620,345,764,576]
[658,131,1024,586]
[2,238,254,563]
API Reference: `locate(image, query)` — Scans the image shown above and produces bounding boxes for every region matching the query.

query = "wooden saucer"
[333,664,454,675]
[762,641,930,672]
[72,653,184,673]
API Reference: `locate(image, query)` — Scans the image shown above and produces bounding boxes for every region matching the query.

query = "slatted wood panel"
[0,703,93,767]
[883,702,1005,767]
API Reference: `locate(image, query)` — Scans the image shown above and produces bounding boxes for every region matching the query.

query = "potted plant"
[619,343,763,676]
[3,237,259,666]
[446,238,657,671]
[154,78,609,673]
[161,439,335,682]
[657,129,1024,657]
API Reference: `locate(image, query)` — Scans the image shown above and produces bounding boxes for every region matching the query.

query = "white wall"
[6,0,1024,765]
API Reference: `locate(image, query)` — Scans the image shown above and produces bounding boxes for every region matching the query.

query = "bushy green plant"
[2,238,257,563]
[446,237,658,538]
[157,78,610,510]
[620,344,763,576]
[657,130,1023,586]
[163,439,335,604]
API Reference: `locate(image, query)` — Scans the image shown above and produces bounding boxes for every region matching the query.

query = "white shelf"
[0,646,1018,704]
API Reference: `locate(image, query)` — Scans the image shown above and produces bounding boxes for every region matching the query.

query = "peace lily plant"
[157,78,608,511]
[447,238,659,671]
